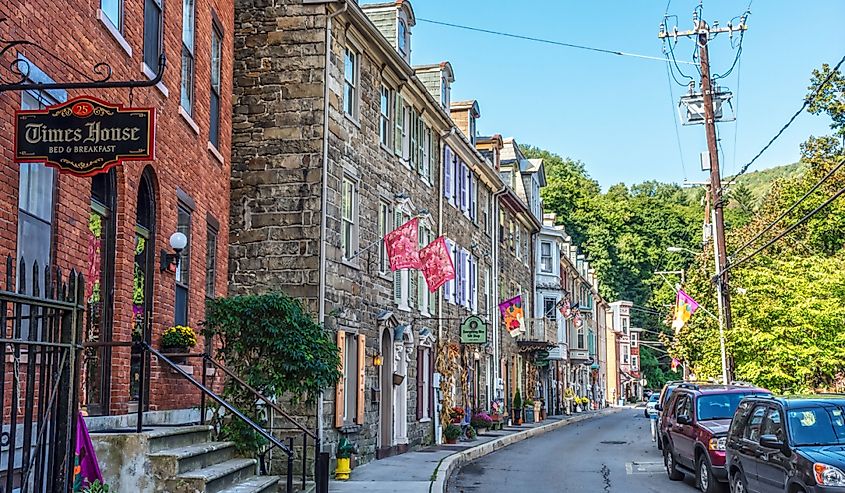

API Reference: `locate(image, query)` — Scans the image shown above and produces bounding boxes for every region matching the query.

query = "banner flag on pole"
[558,297,571,319]
[499,295,525,337]
[671,289,700,332]
[418,236,455,292]
[671,357,681,373]
[384,217,421,271]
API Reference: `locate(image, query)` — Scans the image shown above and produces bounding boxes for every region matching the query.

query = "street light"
[666,246,699,255]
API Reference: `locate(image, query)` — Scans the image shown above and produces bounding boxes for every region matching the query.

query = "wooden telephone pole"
[660,11,748,384]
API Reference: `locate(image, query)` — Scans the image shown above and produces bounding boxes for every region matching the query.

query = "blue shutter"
[444,146,452,201]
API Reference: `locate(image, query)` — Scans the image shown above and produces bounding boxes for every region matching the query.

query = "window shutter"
[356,334,366,424]
[459,163,467,212]
[471,176,478,222]
[416,349,424,420]
[428,349,435,418]
[444,147,452,201]
[428,274,437,313]
[335,330,346,428]
[394,95,403,155]
[410,265,418,308]
[443,239,452,303]
[455,249,462,306]
[470,257,477,313]
[394,270,402,305]
[467,174,473,219]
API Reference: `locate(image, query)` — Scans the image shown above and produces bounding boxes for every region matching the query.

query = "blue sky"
[410,1,845,188]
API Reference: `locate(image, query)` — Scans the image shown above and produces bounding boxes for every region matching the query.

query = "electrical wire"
[723,54,845,190]
[417,18,697,65]
[664,55,688,180]
[731,51,742,175]
[726,184,845,272]
[731,157,845,257]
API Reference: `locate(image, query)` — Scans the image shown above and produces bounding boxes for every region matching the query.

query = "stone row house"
[229,0,547,466]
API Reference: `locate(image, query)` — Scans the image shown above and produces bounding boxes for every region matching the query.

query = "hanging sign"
[459,315,488,344]
[15,96,155,177]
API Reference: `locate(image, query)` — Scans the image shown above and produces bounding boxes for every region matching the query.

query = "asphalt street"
[447,407,704,493]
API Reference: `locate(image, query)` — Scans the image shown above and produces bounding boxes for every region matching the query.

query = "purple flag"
[73,413,103,490]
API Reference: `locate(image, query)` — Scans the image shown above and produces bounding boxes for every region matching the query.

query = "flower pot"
[161,346,189,365]
[446,437,457,444]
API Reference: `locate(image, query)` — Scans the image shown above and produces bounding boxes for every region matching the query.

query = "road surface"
[447,407,705,493]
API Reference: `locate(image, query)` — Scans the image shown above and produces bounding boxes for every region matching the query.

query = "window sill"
[343,112,361,129]
[378,272,393,282]
[339,424,361,434]
[207,141,225,165]
[397,303,411,313]
[341,258,361,271]
[179,106,200,135]
[142,62,169,97]
[97,10,132,57]
[380,143,393,155]
[418,417,432,423]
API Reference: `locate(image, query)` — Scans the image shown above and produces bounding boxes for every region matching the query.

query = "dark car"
[726,394,845,493]
[661,383,771,492]
[657,380,685,450]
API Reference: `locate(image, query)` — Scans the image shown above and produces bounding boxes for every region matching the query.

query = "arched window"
[85,169,117,415]
[131,168,156,402]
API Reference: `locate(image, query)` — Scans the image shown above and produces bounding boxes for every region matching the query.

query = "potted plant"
[81,480,110,493]
[444,424,461,444]
[334,438,357,480]
[512,389,523,425]
[524,399,536,423]
[471,412,493,433]
[466,425,477,441]
[450,406,465,424]
[160,325,197,366]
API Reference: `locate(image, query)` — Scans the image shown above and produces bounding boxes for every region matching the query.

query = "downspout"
[491,187,508,402]
[435,127,454,446]
[318,0,348,452]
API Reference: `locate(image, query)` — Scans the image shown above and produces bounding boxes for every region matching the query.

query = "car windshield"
[696,392,763,420]
[787,406,845,446]
[649,394,659,402]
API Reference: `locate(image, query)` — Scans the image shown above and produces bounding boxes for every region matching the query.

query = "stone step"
[149,440,237,475]
[217,475,281,493]
[147,425,214,453]
[168,457,257,493]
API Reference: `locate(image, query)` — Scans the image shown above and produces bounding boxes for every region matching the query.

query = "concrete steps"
[147,426,282,493]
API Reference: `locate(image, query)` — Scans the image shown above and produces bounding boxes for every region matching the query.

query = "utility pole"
[660,10,747,384]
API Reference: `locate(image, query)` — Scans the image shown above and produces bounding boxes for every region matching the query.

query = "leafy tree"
[640,346,669,390]
[807,63,845,139]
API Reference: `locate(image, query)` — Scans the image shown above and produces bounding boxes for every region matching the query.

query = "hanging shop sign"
[459,315,488,345]
[15,95,155,177]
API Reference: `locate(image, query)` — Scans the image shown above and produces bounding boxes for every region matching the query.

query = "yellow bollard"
[335,457,351,480]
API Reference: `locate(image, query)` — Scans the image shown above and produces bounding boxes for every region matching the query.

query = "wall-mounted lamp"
[160,232,188,273]
[373,354,384,367]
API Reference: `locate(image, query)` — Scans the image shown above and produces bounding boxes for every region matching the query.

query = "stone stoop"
[91,425,283,493]
[147,427,282,493]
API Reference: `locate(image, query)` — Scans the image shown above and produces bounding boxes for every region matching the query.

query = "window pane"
[175,285,188,326]
[101,0,122,30]
[181,48,194,113]
[210,91,220,148]
[19,162,55,221]
[176,207,191,285]
[144,0,162,70]
[206,227,218,298]
[182,0,195,52]
[211,28,222,92]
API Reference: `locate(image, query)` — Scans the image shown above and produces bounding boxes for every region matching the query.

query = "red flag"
[384,218,421,271]
[418,236,455,292]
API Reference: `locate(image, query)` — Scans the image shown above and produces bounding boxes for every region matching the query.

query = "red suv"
[660,383,770,492]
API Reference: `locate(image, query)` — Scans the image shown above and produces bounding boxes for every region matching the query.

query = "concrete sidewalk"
[329,407,622,493]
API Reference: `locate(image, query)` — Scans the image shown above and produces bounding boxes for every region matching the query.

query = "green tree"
[807,63,845,139]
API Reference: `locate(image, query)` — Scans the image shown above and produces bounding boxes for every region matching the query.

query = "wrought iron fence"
[0,256,84,493]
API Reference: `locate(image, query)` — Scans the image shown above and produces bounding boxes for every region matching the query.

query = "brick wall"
[0,0,233,416]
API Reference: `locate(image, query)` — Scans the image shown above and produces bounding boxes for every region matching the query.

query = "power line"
[724,54,845,190]
[731,157,845,257]
[664,55,688,180]
[731,51,742,175]
[726,184,845,272]
[417,17,697,65]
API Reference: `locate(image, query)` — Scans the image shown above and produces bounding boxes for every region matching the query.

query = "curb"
[430,407,624,493]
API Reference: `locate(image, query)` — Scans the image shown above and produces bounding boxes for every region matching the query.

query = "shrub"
[512,389,522,410]
[466,426,477,440]
[471,412,493,429]
[160,325,197,348]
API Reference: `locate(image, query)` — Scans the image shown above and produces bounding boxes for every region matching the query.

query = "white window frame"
[378,199,390,274]
[180,0,196,115]
[379,84,392,148]
[341,176,358,262]
[342,332,359,424]
[540,241,553,273]
[343,46,359,120]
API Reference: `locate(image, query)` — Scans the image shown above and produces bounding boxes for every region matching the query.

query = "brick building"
[0,0,233,421]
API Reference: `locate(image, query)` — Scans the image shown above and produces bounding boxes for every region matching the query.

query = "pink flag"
[498,295,525,337]
[418,236,455,292]
[671,358,681,373]
[384,217,421,271]
[671,289,700,331]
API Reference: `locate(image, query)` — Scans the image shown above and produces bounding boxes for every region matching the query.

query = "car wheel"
[664,446,684,481]
[697,455,723,493]
[731,471,748,493]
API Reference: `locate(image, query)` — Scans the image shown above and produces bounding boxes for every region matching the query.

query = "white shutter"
[471,176,478,222]
[444,239,453,304]
[444,146,452,202]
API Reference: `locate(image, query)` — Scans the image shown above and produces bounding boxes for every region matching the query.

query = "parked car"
[726,394,845,493]
[645,393,660,417]
[661,383,770,493]
[657,380,685,450]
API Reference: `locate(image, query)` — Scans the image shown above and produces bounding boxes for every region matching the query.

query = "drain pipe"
[491,186,507,402]
[437,128,455,343]
[318,0,347,455]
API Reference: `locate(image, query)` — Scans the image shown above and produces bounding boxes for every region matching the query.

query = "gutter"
[317,0,348,451]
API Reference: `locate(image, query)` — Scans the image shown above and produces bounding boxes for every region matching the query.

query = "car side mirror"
[677,415,692,425]
[759,434,790,455]
[655,405,663,412]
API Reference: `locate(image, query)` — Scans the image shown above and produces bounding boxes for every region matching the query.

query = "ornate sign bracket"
[0,26,166,93]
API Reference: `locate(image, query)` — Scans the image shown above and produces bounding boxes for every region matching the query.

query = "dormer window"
[398,18,408,56]
[440,76,450,109]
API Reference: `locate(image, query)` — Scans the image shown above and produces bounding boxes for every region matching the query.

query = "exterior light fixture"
[160,232,188,272]
[373,354,383,366]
